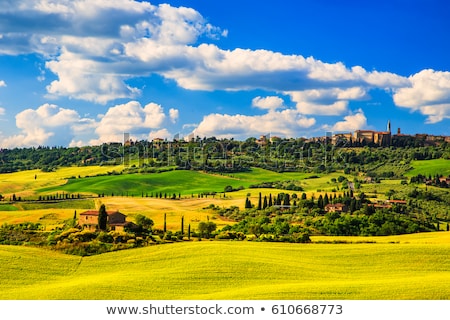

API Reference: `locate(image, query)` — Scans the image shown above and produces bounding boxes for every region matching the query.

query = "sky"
[0,0,450,148]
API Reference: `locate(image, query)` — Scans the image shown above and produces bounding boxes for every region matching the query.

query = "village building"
[79,210,130,231]
[386,200,407,205]
[324,203,348,213]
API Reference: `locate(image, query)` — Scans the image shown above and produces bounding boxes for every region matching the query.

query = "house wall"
[108,212,126,224]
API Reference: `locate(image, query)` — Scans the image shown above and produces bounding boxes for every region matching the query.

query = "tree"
[249,223,263,238]
[317,195,324,209]
[163,213,167,233]
[198,221,216,238]
[283,193,290,206]
[324,193,329,206]
[263,195,268,209]
[98,204,108,231]
[257,192,262,210]
[181,216,184,235]
[135,214,154,230]
[245,197,252,209]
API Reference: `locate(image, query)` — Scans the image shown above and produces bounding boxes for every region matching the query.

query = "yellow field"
[0,165,124,197]
[312,230,450,244]
[1,233,449,300]
[0,184,297,230]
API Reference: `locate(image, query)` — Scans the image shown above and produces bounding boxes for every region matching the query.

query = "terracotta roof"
[79,210,124,216]
[325,203,346,208]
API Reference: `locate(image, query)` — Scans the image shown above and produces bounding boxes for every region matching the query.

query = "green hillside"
[405,159,450,177]
[1,235,450,300]
[38,168,319,196]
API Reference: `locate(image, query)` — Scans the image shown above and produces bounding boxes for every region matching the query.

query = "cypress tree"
[268,194,273,207]
[98,204,108,231]
[324,193,329,206]
[245,197,252,209]
[188,224,191,240]
[318,195,324,209]
[263,195,268,209]
[257,192,262,210]
[283,193,290,206]
[163,213,167,233]
[181,216,184,235]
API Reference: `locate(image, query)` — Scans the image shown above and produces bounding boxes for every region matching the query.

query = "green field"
[405,159,450,177]
[1,233,449,300]
[37,168,341,196]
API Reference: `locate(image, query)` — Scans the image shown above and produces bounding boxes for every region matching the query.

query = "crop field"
[0,165,125,197]
[1,233,449,300]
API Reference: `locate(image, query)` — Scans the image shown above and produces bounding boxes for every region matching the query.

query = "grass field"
[0,165,125,197]
[39,167,329,196]
[1,232,449,300]
[405,159,450,177]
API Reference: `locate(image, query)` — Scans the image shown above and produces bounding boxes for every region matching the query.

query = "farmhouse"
[324,203,348,213]
[386,200,407,205]
[79,210,129,231]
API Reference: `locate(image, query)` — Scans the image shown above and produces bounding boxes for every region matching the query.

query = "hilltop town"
[304,120,450,147]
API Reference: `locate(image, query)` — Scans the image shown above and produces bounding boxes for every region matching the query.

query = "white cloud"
[1,103,90,148]
[0,0,225,103]
[0,80,6,87]
[0,100,176,148]
[1,0,448,135]
[0,107,5,115]
[287,87,367,116]
[252,96,284,111]
[94,101,166,142]
[0,0,410,108]
[194,109,315,139]
[326,109,368,132]
[45,50,142,104]
[149,128,172,141]
[393,69,450,123]
[169,108,179,123]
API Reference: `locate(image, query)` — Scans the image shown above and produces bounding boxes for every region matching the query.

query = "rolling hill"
[1,234,450,300]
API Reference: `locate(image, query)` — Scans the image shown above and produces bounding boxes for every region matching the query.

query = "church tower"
[387,120,391,133]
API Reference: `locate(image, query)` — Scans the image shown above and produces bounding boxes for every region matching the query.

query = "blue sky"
[0,0,449,148]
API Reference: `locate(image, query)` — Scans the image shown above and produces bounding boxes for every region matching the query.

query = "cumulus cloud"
[93,101,167,143]
[0,0,411,108]
[252,96,284,111]
[0,80,6,87]
[287,87,368,116]
[169,108,179,123]
[326,109,368,132]
[0,101,176,148]
[0,107,5,115]
[1,0,448,138]
[0,103,92,148]
[194,109,315,139]
[393,69,450,123]
[149,128,172,140]
[0,0,226,103]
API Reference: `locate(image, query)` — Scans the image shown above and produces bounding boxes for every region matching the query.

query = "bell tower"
[387,120,391,133]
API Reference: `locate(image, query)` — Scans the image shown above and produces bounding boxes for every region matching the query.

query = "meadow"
[404,159,450,177]
[1,232,449,300]
[38,167,331,197]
